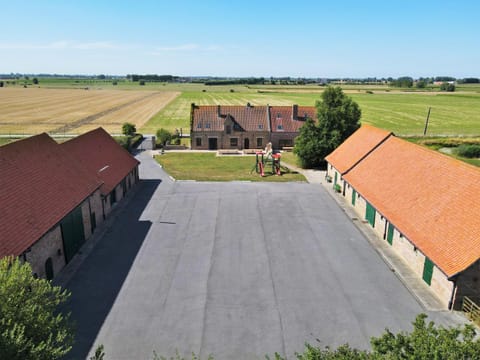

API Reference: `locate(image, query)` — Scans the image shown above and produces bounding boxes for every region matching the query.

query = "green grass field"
[155,153,306,182]
[138,85,480,136]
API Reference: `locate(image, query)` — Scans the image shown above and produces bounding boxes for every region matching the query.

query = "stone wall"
[26,226,65,279]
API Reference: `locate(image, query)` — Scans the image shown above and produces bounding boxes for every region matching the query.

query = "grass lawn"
[279,151,301,167]
[155,152,306,182]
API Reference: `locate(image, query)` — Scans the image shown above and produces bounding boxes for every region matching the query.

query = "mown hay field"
[0,88,179,135]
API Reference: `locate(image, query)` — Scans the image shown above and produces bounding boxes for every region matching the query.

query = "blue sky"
[1,0,478,77]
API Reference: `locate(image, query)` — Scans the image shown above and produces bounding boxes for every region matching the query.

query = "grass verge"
[155,153,306,182]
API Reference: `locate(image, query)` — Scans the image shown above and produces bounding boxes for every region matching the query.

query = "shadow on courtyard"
[62,179,161,360]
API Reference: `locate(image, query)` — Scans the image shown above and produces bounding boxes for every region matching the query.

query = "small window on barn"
[197,123,202,129]
[256,137,263,147]
[277,113,281,119]
[196,137,202,147]
[258,124,263,130]
[205,123,211,129]
[277,124,283,130]
[230,138,238,147]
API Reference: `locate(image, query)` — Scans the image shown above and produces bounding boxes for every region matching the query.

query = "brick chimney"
[292,104,298,120]
[217,105,221,117]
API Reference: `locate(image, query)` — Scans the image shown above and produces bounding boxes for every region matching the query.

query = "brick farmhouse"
[326,125,480,309]
[0,128,139,280]
[190,103,315,150]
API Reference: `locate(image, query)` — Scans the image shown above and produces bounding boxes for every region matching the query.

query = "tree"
[390,76,413,87]
[32,78,39,85]
[0,256,73,360]
[370,313,480,358]
[122,122,136,137]
[0,81,4,87]
[156,128,172,147]
[294,86,361,168]
[416,80,426,88]
[271,314,480,360]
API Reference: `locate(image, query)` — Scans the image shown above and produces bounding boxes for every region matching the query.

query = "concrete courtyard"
[64,152,464,360]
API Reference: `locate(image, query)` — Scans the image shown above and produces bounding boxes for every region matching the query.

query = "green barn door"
[365,202,376,227]
[387,223,394,245]
[422,257,434,285]
[333,172,338,188]
[351,189,357,206]
[61,207,86,263]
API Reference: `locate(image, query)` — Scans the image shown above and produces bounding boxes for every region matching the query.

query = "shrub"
[139,80,145,86]
[440,82,455,92]
[457,144,480,158]
[365,90,373,94]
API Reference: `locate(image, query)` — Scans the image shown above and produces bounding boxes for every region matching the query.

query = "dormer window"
[258,124,263,130]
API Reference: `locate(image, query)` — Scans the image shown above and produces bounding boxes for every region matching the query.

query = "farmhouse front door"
[244,138,249,149]
[208,138,218,150]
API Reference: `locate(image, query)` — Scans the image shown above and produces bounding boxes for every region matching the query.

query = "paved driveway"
[64,152,463,360]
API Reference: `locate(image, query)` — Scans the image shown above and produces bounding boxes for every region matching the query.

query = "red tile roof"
[61,128,139,195]
[325,124,393,174]
[0,134,102,258]
[192,105,269,132]
[270,106,316,132]
[191,104,316,133]
[343,135,480,277]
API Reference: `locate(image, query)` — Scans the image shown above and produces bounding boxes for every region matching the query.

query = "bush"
[457,144,480,158]
[440,82,455,92]
[139,80,145,86]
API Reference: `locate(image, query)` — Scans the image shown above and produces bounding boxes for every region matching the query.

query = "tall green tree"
[294,86,361,168]
[0,257,73,360]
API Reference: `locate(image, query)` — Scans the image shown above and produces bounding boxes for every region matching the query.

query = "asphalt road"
[64,152,464,360]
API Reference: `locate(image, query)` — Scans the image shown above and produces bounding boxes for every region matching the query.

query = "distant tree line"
[127,74,179,82]
[204,77,266,85]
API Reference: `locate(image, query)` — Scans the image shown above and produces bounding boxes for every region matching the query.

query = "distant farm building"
[326,125,480,309]
[0,128,139,280]
[190,104,315,150]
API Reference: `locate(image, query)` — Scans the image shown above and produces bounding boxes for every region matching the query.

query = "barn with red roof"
[0,128,139,280]
[326,125,480,309]
[61,127,140,217]
[0,134,103,279]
